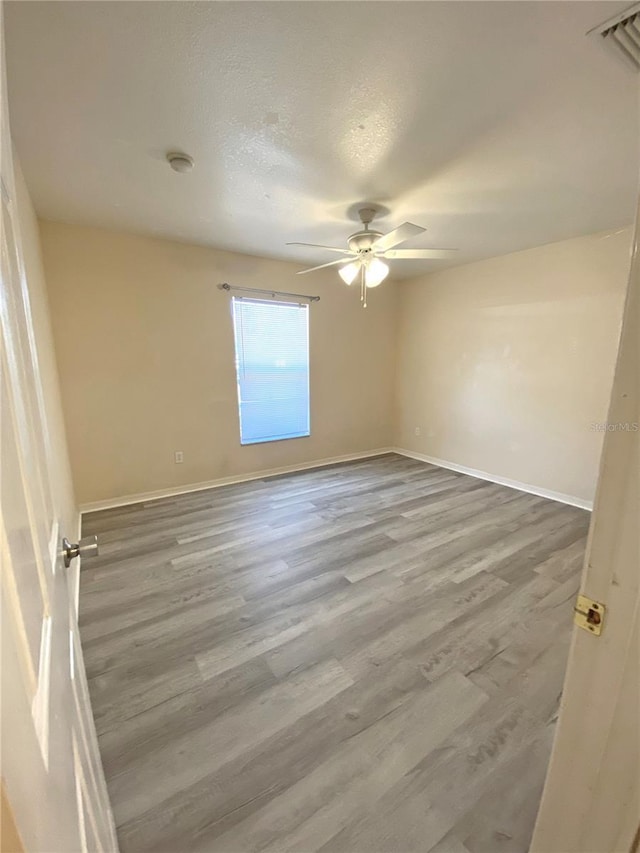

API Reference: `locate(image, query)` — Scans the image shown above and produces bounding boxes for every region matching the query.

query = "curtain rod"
[218,282,320,303]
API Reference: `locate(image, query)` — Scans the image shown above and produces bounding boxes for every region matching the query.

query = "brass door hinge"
[574,594,605,636]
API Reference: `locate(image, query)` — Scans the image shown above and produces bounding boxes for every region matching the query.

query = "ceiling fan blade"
[287,242,355,255]
[296,258,354,275]
[373,222,426,252]
[381,248,458,259]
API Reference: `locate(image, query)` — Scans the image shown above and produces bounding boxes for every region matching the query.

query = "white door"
[0,26,117,853]
[531,204,639,851]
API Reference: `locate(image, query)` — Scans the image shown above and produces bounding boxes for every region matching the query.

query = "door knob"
[62,535,99,568]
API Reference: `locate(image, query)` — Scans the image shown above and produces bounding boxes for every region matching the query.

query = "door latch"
[574,594,605,636]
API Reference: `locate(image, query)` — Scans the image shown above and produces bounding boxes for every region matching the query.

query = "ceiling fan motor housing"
[348,206,384,253]
[348,230,383,253]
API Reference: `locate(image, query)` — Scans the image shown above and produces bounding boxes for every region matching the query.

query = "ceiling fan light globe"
[365,258,389,288]
[338,261,360,285]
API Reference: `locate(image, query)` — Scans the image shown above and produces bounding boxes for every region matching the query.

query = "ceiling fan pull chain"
[360,265,367,308]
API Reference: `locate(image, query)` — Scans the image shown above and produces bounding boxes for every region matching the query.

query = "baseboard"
[79,448,395,515]
[392,447,593,511]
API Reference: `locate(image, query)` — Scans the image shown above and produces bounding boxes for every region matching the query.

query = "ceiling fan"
[287,207,457,306]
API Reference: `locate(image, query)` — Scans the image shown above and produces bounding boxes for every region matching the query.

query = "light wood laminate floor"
[80,454,590,853]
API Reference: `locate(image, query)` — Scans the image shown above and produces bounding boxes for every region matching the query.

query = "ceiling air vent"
[589,3,640,72]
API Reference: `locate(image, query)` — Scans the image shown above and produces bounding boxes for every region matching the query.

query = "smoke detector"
[166,152,194,173]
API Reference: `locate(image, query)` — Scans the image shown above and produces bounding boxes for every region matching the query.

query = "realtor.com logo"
[590,422,639,432]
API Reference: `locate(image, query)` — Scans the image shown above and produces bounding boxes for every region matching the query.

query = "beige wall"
[395,228,632,504]
[38,218,630,509]
[14,162,78,535]
[39,221,397,505]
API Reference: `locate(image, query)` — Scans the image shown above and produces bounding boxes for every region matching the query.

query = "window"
[232,297,310,445]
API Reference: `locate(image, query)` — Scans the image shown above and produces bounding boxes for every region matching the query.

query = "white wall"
[14,161,78,536]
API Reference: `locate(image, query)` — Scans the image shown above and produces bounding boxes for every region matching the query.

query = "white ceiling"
[5,1,639,277]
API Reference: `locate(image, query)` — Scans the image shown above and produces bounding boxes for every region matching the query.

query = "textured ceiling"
[5,1,638,278]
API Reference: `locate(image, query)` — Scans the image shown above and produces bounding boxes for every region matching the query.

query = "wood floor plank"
[107,658,354,826]
[96,656,276,765]
[121,670,487,853]
[408,570,563,686]
[79,454,589,852]
[456,728,556,853]
[319,635,568,852]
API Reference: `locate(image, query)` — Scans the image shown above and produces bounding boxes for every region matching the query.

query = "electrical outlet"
[414,426,421,436]
[174,451,184,464]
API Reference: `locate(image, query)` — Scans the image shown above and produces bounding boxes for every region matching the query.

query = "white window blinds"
[232,297,310,445]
